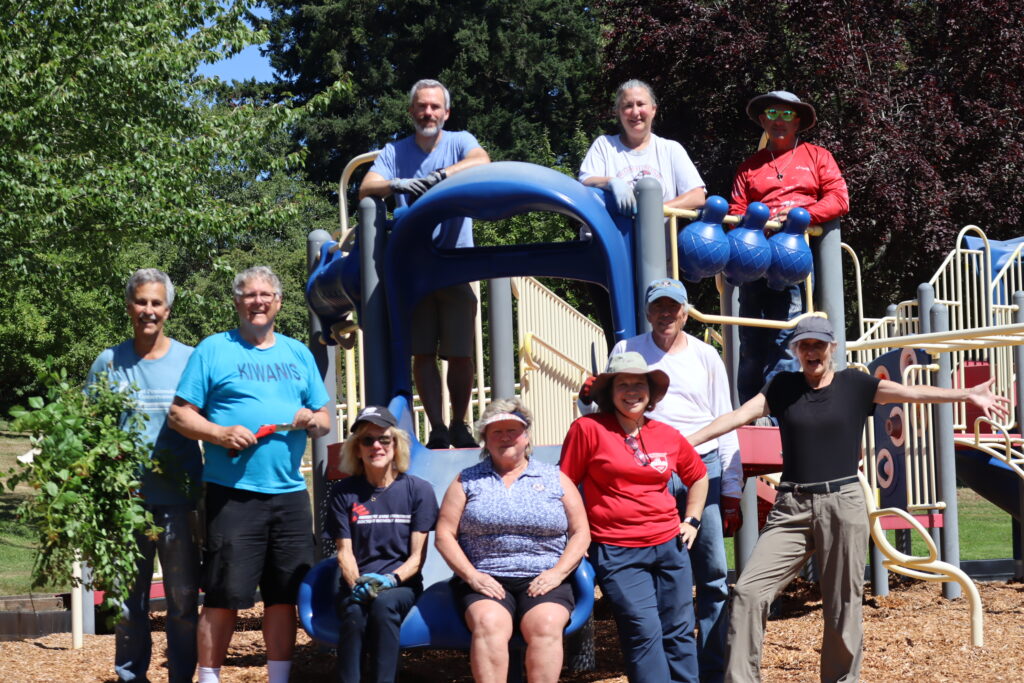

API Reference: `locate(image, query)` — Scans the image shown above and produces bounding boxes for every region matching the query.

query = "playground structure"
[301,158,1024,653]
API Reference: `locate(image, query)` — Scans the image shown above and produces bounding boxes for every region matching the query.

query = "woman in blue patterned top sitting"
[435,397,590,683]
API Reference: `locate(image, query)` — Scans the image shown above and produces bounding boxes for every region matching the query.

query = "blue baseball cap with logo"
[645,278,689,306]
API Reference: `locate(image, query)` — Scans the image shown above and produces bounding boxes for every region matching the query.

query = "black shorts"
[202,483,314,609]
[452,575,575,623]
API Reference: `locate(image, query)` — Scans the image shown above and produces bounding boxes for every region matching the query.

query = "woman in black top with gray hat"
[687,317,1007,683]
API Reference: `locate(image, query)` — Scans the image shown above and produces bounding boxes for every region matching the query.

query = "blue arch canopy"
[384,161,636,397]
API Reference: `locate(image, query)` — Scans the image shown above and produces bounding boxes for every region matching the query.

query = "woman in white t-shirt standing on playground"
[579,79,707,217]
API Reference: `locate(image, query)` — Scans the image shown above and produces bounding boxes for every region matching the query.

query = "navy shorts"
[453,575,574,623]
[202,483,314,609]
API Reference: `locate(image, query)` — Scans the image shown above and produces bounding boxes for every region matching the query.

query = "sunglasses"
[763,108,797,122]
[359,435,393,447]
[625,434,651,467]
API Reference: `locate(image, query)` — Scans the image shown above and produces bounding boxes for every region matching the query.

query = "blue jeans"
[115,505,200,683]
[673,453,729,683]
[737,279,803,403]
[336,584,420,683]
[591,539,698,683]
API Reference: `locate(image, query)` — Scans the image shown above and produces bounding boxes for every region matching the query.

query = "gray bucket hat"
[590,352,670,407]
[789,316,835,346]
[746,90,817,132]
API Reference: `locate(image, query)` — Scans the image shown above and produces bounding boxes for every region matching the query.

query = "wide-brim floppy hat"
[590,351,670,406]
[746,90,817,132]
[789,316,835,346]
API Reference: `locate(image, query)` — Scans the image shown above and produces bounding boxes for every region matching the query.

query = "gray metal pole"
[811,219,845,369]
[308,229,339,556]
[359,197,390,406]
[488,278,515,401]
[721,278,757,572]
[1014,292,1024,579]
[634,177,667,334]
[930,304,962,599]
[918,284,935,335]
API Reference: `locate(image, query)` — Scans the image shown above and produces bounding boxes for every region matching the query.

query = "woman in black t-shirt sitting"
[325,406,439,683]
[687,317,1007,683]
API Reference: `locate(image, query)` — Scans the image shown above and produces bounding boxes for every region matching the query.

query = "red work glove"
[578,375,597,405]
[721,496,743,536]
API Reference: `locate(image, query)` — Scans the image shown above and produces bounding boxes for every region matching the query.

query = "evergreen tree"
[264,0,605,185]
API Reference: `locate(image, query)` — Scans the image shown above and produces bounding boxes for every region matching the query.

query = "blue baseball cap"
[645,278,688,306]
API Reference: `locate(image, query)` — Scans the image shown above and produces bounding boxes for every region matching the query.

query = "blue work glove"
[389,177,431,197]
[351,581,375,604]
[607,177,636,216]
[365,572,398,590]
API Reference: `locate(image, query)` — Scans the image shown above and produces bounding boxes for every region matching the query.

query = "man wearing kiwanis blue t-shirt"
[360,78,490,450]
[88,268,202,683]
[169,266,331,683]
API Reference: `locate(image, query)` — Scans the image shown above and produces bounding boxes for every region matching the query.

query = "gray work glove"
[389,177,431,197]
[607,177,636,216]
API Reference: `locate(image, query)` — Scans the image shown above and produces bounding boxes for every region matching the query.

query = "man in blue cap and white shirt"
[360,78,490,451]
[593,277,741,683]
[88,268,202,683]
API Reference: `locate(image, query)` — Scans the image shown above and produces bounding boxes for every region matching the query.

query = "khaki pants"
[725,482,868,683]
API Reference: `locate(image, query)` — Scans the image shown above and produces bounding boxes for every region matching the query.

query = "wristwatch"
[682,516,701,531]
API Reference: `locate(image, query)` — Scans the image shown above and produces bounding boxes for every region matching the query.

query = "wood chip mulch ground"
[1,578,1022,682]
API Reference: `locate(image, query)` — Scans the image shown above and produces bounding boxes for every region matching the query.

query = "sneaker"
[449,421,478,449]
[425,426,450,449]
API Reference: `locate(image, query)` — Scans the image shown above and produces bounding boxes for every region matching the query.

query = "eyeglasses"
[625,434,651,466]
[763,108,797,122]
[359,435,393,447]
[240,292,279,303]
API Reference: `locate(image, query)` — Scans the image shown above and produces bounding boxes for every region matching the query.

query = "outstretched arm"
[875,377,1011,421]
[687,393,769,448]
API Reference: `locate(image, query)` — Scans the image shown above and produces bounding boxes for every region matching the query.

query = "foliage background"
[4,0,1024,408]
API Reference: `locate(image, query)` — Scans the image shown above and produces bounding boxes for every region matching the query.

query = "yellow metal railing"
[514,276,608,445]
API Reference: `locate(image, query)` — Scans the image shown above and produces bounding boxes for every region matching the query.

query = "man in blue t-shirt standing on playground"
[169,266,331,683]
[89,268,203,683]
[360,78,490,450]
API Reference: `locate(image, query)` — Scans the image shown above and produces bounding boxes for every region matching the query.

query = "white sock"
[197,666,221,683]
[268,659,292,683]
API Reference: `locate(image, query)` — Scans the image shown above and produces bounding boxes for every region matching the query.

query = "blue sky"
[195,4,275,83]
[196,43,275,82]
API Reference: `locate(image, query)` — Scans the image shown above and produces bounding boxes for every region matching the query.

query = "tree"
[263,0,605,185]
[599,0,1024,324]
[0,0,341,408]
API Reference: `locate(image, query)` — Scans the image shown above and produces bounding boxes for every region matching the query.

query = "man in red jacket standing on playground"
[730,90,850,404]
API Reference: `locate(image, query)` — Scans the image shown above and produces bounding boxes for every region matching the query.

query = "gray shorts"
[411,283,477,358]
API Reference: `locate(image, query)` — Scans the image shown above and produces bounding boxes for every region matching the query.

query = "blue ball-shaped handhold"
[723,202,772,285]
[678,195,730,281]
[765,207,813,290]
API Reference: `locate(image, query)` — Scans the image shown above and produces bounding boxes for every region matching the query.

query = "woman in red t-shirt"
[561,352,708,682]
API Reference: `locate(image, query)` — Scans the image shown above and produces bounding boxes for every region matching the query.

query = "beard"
[414,118,444,138]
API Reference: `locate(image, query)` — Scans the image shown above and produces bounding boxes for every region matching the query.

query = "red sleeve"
[674,436,707,487]
[806,146,849,224]
[729,160,753,217]
[559,418,592,485]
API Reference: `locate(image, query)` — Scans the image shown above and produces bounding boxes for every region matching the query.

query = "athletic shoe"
[425,426,450,449]
[449,421,478,448]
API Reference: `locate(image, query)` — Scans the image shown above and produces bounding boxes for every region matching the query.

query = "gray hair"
[614,79,658,111]
[232,266,282,299]
[408,79,451,110]
[475,396,534,460]
[125,268,175,307]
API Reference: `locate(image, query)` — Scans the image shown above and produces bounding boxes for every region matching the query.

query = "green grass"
[0,435,68,595]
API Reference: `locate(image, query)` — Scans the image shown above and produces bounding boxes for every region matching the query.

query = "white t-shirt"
[611,332,742,499]
[579,133,705,203]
